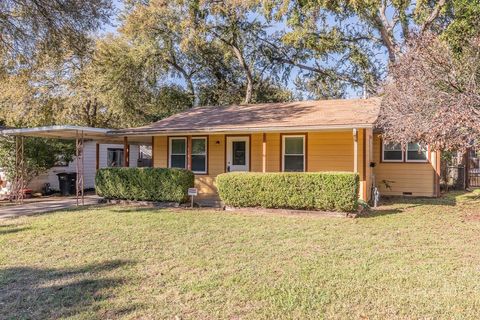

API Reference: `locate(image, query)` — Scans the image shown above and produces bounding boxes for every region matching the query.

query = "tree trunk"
[167,59,197,107]
[185,76,197,107]
[231,44,253,104]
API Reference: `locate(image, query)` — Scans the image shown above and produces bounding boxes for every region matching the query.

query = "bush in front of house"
[216,172,359,212]
[95,167,194,203]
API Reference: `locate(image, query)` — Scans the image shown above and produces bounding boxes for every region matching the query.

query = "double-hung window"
[382,141,428,163]
[282,135,305,172]
[382,142,403,162]
[169,138,187,169]
[191,137,207,174]
[168,137,207,173]
[406,142,428,162]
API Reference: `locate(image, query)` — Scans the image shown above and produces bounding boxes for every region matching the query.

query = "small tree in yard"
[0,136,75,185]
[378,33,480,151]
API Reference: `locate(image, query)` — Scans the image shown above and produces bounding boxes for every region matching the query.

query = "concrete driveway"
[0,195,100,219]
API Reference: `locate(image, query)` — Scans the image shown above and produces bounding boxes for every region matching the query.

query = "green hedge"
[216,172,359,212]
[95,168,194,202]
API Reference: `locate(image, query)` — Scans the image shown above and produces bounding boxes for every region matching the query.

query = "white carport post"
[75,130,85,206]
[14,136,25,204]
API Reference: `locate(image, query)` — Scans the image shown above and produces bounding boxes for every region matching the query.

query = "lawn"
[2,191,480,319]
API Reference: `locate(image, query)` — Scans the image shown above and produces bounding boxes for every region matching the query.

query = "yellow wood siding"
[308,131,355,172]
[265,133,281,172]
[150,131,437,200]
[372,134,435,197]
[152,136,167,168]
[251,133,263,172]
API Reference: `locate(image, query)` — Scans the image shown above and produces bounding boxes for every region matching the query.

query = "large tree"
[377,33,480,151]
[121,0,286,105]
[251,0,477,97]
[0,0,112,183]
[0,0,113,68]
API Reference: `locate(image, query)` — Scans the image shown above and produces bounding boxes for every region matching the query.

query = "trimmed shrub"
[95,168,194,203]
[216,172,359,212]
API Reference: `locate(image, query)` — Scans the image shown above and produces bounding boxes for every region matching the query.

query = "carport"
[0,126,151,205]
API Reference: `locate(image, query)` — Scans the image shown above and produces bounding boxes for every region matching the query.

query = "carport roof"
[0,125,151,145]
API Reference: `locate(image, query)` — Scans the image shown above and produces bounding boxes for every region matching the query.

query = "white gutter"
[108,123,374,136]
[0,125,110,136]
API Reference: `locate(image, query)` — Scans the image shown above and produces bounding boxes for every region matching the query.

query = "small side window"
[382,142,403,162]
[406,143,428,162]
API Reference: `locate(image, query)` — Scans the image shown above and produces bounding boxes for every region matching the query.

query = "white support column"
[353,128,358,173]
[75,130,85,206]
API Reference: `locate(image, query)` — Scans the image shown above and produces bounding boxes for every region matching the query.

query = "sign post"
[188,188,198,208]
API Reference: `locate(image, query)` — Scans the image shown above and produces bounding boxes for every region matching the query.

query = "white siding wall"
[28,142,140,192]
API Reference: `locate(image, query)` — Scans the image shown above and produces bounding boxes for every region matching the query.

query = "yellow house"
[113,98,441,201]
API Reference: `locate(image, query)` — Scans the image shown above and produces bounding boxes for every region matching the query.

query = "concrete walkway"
[0,195,100,219]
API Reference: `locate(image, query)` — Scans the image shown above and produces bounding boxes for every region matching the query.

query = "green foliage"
[441,0,480,53]
[216,172,359,212]
[95,168,194,202]
[0,136,75,182]
[258,0,473,97]
[0,0,112,65]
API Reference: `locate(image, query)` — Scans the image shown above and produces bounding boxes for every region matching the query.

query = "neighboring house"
[0,141,141,194]
[111,98,441,201]
[28,142,140,192]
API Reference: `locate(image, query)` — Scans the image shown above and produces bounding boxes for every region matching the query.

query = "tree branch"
[420,0,447,33]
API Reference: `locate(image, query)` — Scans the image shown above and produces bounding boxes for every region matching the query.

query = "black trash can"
[57,172,77,196]
[67,172,77,195]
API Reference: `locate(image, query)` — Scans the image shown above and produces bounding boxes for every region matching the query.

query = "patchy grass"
[2,191,480,319]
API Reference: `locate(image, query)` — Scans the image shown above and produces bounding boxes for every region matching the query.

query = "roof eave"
[0,125,110,136]
[108,123,375,136]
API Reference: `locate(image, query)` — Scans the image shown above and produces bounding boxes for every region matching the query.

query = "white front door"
[226,136,249,172]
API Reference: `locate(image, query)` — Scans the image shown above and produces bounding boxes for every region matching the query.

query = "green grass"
[2,191,480,319]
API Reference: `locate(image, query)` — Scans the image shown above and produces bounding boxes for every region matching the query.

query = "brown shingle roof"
[111,98,381,135]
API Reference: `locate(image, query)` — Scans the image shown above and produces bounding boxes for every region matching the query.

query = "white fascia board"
[0,125,110,136]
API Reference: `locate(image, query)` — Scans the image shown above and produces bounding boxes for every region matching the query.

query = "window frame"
[282,134,306,172]
[405,142,428,163]
[168,137,187,169]
[381,141,404,163]
[190,136,208,174]
[381,140,430,163]
[107,148,124,167]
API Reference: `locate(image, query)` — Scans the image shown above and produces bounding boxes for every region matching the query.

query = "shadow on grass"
[109,207,172,214]
[361,190,472,218]
[0,226,30,235]
[0,259,138,319]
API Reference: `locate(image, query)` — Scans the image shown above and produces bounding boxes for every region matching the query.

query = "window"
[232,141,246,165]
[54,154,69,167]
[169,138,187,169]
[382,142,403,162]
[282,135,305,172]
[108,148,124,167]
[406,142,428,162]
[139,146,152,159]
[191,137,207,173]
[382,141,429,163]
